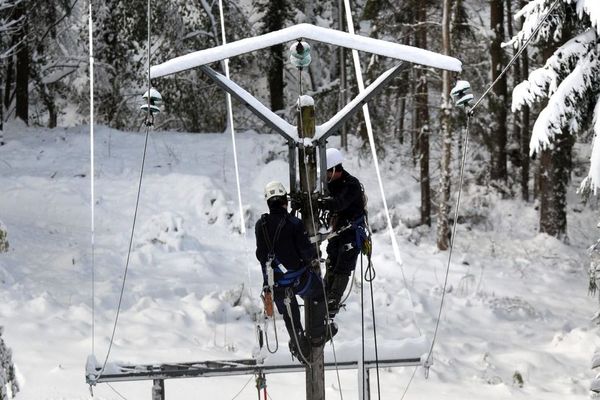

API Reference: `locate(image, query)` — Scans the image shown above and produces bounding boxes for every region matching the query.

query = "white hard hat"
[326,148,344,169]
[264,181,287,201]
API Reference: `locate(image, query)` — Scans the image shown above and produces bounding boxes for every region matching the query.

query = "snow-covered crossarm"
[150,23,461,79]
[199,65,298,142]
[85,337,429,384]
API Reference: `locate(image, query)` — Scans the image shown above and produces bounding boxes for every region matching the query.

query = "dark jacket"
[255,206,317,288]
[327,169,365,229]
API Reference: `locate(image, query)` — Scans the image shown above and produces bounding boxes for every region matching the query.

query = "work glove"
[289,192,303,212]
[309,258,321,272]
[317,196,335,212]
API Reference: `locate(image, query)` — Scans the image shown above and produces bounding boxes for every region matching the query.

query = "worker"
[255,181,335,360]
[319,148,368,317]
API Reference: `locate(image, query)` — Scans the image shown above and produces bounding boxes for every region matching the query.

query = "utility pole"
[297,97,325,400]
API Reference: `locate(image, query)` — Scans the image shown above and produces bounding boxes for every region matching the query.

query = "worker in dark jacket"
[255,181,332,360]
[319,148,367,317]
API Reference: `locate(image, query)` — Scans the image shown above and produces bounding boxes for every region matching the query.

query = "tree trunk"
[490,0,507,183]
[415,1,430,226]
[437,0,453,250]
[15,0,29,125]
[268,43,285,112]
[538,133,573,239]
[519,0,530,201]
[4,40,15,111]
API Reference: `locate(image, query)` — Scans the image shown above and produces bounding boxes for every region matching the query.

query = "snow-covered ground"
[0,122,598,399]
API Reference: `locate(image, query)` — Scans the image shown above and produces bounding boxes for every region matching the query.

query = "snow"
[150,23,462,79]
[0,123,598,399]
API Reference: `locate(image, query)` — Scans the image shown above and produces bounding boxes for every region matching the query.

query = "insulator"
[451,80,473,107]
[290,40,311,68]
[140,104,161,115]
[142,87,162,106]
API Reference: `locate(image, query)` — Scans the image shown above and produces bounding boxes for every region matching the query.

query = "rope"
[264,302,279,354]
[426,114,471,361]
[106,383,129,400]
[284,289,311,366]
[94,0,154,380]
[360,256,365,400]
[88,0,95,358]
[342,0,402,266]
[229,375,255,400]
[96,125,151,379]
[469,0,561,114]
[218,0,246,235]
[365,256,381,400]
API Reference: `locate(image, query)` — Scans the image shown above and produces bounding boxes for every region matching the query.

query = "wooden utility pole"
[297,97,325,400]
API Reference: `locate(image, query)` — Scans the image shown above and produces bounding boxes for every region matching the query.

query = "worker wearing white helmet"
[319,148,368,317]
[255,181,335,361]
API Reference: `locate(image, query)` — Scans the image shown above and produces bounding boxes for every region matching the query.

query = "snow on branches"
[0,327,18,400]
[509,0,600,191]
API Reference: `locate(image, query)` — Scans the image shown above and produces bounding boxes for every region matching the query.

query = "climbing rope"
[362,254,381,400]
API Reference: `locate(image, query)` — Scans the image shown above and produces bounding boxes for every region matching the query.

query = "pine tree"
[509,1,599,238]
[253,0,292,113]
[0,327,18,400]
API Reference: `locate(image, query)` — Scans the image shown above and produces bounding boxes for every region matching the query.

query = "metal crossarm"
[87,356,427,384]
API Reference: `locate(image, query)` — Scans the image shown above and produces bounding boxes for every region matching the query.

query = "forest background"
[2,0,600,398]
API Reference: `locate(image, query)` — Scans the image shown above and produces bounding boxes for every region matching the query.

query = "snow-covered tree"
[0,220,7,253]
[509,0,600,237]
[0,327,18,400]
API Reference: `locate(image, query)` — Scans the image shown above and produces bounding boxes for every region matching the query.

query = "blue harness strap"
[352,215,368,248]
[276,266,307,287]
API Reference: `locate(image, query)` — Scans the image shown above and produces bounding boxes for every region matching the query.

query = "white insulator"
[142,87,162,105]
[451,80,473,107]
[290,41,311,68]
[140,104,161,115]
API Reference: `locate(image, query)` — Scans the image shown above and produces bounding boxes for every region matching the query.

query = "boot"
[289,332,309,362]
[325,321,338,343]
[327,274,350,318]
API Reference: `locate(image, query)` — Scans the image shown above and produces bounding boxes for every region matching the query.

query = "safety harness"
[260,214,310,293]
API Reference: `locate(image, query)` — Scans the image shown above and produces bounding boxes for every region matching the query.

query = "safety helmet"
[264,181,287,201]
[326,148,344,170]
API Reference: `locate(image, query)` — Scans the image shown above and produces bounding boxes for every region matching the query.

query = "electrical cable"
[106,383,129,400]
[426,114,471,361]
[88,0,95,359]
[94,0,154,381]
[469,0,561,114]
[229,375,255,400]
[425,0,562,370]
[96,125,151,379]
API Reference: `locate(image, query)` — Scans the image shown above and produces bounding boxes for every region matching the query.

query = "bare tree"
[415,0,431,226]
[489,0,508,184]
[437,0,453,250]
